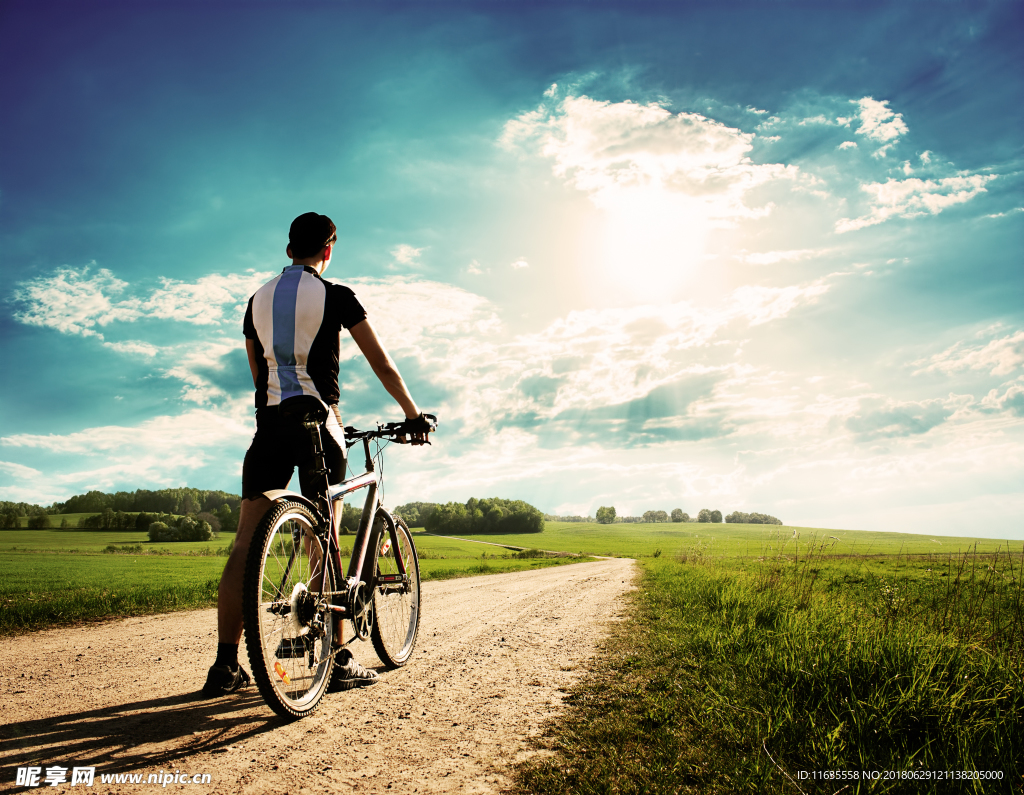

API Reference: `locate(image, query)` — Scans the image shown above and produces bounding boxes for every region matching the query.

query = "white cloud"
[501,94,797,222]
[142,272,271,325]
[102,340,161,357]
[12,266,141,339]
[980,380,1024,417]
[343,277,501,359]
[164,338,240,404]
[0,460,41,480]
[836,174,997,232]
[844,394,972,440]
[0,403,256,500]
[390,244,424,265]
[510,259,529,269]
[466,260,483,275]
[984,207,1024,219]
[444,279,830,426]
[1,404,252,456]
[854,97,908,156]
[738,249,822,265]
[837,141,857,150]
[915,330,1024,377]
[11,266,273,337]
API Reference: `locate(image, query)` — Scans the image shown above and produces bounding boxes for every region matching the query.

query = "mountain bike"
[242,396,436,719]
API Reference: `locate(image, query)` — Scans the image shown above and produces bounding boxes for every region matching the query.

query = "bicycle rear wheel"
[243,500,336,719]
[370,512,420,668]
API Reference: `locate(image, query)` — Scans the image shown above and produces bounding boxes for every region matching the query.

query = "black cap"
[289,213,337,259]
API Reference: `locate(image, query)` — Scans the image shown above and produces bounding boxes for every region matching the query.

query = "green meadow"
[511,530,1024,795]
[0,524,589,634]
[451,520,1014,558]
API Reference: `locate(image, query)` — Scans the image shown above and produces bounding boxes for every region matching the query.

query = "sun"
[597,187,714,299]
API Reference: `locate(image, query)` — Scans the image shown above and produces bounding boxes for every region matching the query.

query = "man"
[203,212,430,697]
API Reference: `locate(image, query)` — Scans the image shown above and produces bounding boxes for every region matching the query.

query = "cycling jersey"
[243,265,366,409]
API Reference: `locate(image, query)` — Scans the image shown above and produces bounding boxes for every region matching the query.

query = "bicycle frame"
[261,417,412,625]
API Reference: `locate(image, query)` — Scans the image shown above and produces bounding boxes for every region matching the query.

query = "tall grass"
[518,541,1023,794]
[1,581,221,634]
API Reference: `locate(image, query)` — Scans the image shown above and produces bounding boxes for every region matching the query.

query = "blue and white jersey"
[243,265,366,409]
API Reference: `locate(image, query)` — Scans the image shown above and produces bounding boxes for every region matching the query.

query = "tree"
[394,502,439,527]
[177,516,212,542]
[725,510,782,525]
[710,509,722,523]
[197,511,221,534]
[215,503,239,535]
[339,503,362,534]
[425,497,543,534]
[148,521,176,542]
[697,508,712,523]
[1,511,20,529]
[596,506,617,524]
[28,514,52,529]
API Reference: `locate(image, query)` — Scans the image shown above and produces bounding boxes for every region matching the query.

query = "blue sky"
[1,1,1022,537]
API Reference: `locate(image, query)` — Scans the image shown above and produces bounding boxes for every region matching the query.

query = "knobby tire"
[243,500,336,719]
[370,512,421,668]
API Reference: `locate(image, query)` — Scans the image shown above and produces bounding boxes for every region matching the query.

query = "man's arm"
[246,338,259,389]
[348,319,420,419]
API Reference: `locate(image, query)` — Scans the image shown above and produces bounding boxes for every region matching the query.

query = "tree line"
[1,488,242,535]
[395,498,544,534]
[55,487,240,517]
[595,506,782,525]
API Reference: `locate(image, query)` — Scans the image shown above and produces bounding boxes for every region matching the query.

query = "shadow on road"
[1,690,280,771]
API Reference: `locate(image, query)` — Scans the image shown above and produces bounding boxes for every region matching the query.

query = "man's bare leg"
[217,496,271,643]
[332,498,345,647]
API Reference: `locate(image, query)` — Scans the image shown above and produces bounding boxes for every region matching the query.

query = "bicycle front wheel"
[370,513,420,668]
[243,500,336,719]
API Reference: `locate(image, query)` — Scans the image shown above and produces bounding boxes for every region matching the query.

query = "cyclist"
[203,212,432,697]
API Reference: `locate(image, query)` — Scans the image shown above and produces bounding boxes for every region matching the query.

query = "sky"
[1,1,1022,538]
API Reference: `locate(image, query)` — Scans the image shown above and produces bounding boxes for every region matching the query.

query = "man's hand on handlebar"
[396,413,437,445]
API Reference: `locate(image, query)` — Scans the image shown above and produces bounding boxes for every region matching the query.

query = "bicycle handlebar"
[344,413,438,446]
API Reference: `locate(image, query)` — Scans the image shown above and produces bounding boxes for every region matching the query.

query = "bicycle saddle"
[279,395,329,425]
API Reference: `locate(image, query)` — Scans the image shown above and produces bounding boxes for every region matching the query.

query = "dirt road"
[1,558,635,794]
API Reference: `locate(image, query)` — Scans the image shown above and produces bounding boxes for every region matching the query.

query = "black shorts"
[241,404,347,501]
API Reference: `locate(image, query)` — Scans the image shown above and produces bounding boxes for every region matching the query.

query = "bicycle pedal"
[275,637,308,659]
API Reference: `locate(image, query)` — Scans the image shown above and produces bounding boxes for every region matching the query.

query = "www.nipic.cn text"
[15,766,213,787]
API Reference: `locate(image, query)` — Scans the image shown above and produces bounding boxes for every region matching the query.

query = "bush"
[148,522,176,542]
[425,497,544,535]
[147,515,211,543]
[725,510,783,525]
[27,514,52,529]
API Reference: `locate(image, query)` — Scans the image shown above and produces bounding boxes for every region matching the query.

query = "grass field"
[514,533,1024,795]
[452,521,1015,559]
[0,529,229,554]
[0,526,591,634]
